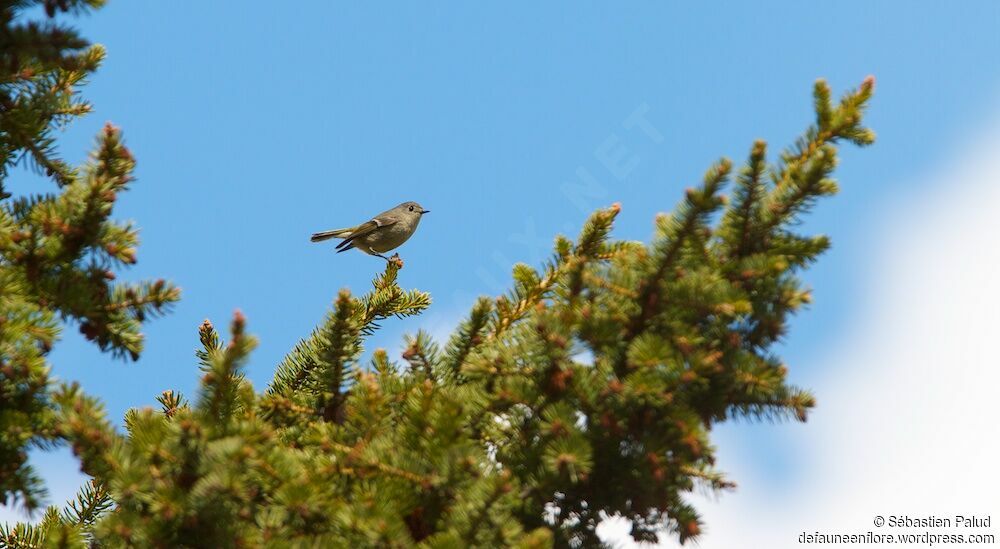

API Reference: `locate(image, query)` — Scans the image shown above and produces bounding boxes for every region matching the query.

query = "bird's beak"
[421,209,430,214]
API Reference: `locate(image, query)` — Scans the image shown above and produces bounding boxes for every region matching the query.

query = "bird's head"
[400,201,430,216]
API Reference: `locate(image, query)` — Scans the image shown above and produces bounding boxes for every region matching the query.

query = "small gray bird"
[310,201,429,261]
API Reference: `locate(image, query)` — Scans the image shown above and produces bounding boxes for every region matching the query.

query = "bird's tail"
[310,228,353,242]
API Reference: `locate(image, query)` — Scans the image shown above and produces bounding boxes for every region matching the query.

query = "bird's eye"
[408,205,414,212]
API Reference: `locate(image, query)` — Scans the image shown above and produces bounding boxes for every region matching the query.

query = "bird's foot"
[374,253,404,269]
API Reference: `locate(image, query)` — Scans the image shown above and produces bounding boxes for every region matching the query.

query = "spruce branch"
[316,290,362,423]
[401,330,439,379]
[156,389,188,419]
[760,77,875,233]
[51,382,120,480]
[1,29,105,193]
[196,312,256,433]
[268,261,430,400]
[0,520,46,549]
[440,296,492,379]
[60,479,111,532]
[490,204,625,345]
[719,139,768,258]
[615,158,731,375]
[3,123,180,362]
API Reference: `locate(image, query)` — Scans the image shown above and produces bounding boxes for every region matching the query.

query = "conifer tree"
[1,3,875,547]
[1,0,178,518]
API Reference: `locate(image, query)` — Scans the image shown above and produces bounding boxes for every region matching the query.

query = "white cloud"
[602,109,1000,547]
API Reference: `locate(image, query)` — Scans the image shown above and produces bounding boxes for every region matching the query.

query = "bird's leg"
[372,252,404,268]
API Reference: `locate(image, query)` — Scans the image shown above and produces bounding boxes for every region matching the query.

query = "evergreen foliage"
[1,3,875,547]
[1,0,178,519]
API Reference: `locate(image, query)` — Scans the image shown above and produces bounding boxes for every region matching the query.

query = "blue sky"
[4,1,1000,533]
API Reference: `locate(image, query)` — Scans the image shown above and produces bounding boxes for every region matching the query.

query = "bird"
[310,201,429,262]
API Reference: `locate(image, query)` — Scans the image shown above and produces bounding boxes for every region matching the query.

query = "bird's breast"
[363,222,417,253]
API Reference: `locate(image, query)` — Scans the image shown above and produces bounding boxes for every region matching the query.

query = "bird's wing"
[335,217,397,250]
